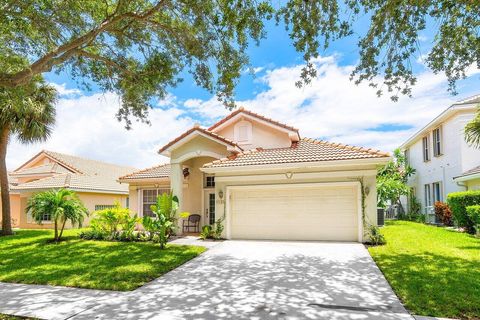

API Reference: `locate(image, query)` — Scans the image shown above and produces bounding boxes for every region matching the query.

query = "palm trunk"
[58,218,67,241]
[0,127,12,236]
[54,219,58,242]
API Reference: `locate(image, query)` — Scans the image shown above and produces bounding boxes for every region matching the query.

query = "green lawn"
[369,221,480,319]
[0,229,205,291]
[0,314,37,320]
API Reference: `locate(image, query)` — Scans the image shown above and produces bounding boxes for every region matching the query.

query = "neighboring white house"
[400,95,480,220]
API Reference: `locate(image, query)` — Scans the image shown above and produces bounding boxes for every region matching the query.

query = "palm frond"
[465,110,480,148]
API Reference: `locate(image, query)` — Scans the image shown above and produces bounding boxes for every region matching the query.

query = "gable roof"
[401,94,480,149]
[453,165,480,182]
[203,138,389,169]
[119,164,171,181]
[208,107,299,133]
[158,126,243,155]
[12,151,136,194]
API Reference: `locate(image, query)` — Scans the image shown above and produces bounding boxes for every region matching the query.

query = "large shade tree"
[0,65,57,235]
[0,1,478,233]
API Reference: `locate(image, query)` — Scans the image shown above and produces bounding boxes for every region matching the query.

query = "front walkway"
[0,240,413,320]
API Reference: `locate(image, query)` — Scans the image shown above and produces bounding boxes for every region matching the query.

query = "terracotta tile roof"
[119,164,171,181]
[158,126,242,154]
[11,151,136,194]
[457,165,480,178]
[208,107,299,132]
[203,138,389,168]
[11,173,130,194]
[11,163,71,176]
[453,94,480,106]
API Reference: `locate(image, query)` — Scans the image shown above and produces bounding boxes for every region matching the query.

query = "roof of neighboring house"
[10,162,71,176]
[208,107,299,132]
[453,165,480,182]
[158,126,243,154]
[400,94,480,149]
[119,164,171,181]
[203,138,389,168]
[11,151,136,194]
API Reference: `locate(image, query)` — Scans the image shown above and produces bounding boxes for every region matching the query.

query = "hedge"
[446,190,480,233]
[466,205,480,235]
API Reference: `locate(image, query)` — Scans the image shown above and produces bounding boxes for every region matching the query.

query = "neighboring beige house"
[1,150,135,229]
[119,108,390,242]
[400,94,480,221]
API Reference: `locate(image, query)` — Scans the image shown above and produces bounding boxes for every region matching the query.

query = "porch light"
[218,190,224,199]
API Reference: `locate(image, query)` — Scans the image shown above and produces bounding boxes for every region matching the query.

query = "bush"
[434,201,453,226]
[466,205,480,237]
[366,225,386,246]
[199,225,213,240]
[447,190,480,233]
[79,229,106,240]
[88,203,139,241]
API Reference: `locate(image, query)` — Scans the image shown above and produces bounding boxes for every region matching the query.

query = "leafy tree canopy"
[0,0,478,128]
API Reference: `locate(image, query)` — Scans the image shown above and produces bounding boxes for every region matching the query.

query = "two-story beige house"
[119,108,390,242]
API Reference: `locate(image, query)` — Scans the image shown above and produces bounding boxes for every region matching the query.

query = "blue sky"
[7,18,480,170]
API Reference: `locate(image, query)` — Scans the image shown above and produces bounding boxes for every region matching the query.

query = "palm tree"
[465,109,480,148]
[26,188,89,242]
[0,75,57,235]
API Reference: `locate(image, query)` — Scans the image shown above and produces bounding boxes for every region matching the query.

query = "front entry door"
[204,191,216,225]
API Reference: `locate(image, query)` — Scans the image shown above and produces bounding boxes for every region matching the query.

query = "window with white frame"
[422,136,430,162]
[142,189,170,217]
[94,204,116,211]
[424,184,432,207]
[204,175,215,188]
[433,127,442,157]
[432,182,442,203]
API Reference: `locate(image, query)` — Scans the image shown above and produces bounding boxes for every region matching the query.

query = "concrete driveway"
[0,240,413,320]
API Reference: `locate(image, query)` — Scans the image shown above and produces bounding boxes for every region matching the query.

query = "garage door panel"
[229,184,358,241]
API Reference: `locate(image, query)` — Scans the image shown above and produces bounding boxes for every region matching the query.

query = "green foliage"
[199,225,213,240]
[447,190,480,233]
[366,225,386,246]
[434,201,453,226]
[88,202,139,241]
[213,217,225,240]
[408,194,421,215]
[466,205,480,237]
[377,148,415,208]
[464,107,480,148]
[26,188,88,242]
[142,192,178,249]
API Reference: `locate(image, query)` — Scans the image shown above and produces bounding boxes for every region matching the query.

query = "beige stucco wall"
[212,164,379,242]
[170,135,231,161]
[467,178,480,191]
[0,193,21,228]
[216,119,292,150]
[17,191,128,229]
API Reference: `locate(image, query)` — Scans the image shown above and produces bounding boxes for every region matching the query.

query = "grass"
[0,229,205,291]
[368,221,480,320]
[0,314,37,320]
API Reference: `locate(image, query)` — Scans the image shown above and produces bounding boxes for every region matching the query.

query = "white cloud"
[7,56,479,170]
[49,83,82,97]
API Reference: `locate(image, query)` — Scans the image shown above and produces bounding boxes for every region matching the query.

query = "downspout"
[456,181,468,191]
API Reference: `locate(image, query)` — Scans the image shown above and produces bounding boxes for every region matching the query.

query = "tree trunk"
[0,127,12,236]
[54,219,58,242]
[58,218,67,241]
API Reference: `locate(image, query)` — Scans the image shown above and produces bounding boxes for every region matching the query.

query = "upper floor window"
[234,120,252,144]
[433,127,442,157]
[422,136,430,162]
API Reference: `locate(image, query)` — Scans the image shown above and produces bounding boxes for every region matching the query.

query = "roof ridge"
[453,93,480,105]
[301,137,390,157]
[44,150,136,171]
[119,163,170,180]
[207,107,299,132]
[43,150,85,174]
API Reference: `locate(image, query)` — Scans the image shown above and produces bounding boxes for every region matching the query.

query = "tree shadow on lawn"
[373,251,480,319]
[0,231,204,291]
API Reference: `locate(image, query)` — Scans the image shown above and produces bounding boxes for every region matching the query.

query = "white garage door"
[229,183,359,241]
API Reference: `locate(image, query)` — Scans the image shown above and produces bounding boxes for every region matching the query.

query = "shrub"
[366,225,386,246]
[447,190,480,233]
[199,225,213,240]
[89,203,138,240]
[466,205,480,237]
[213,217,225,240]
[434,201,453,226]
[79,229,105,240]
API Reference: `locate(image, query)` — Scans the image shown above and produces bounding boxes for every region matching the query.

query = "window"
[94,204,116,211]
[422,136,430,162]
[126,197,129,208]
[432,182,442,203]
[40,213,51,221]
[142,189,170,217]
[433,127,442,157]
[424,184,432,207]
[204,175,215,188]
